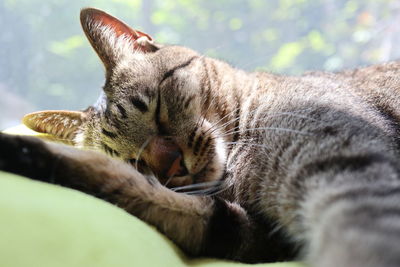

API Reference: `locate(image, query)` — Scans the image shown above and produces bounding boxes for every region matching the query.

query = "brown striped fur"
[2,8,400,266]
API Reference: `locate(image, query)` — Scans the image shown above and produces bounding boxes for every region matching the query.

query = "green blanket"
[0,126,304,267]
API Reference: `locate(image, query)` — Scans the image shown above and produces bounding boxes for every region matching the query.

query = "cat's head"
[23,8,228,188]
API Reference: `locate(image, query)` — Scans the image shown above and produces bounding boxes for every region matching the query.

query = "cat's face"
[89,45,227,187]
[23,8,227,187]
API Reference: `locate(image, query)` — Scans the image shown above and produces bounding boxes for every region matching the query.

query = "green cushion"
[0,126,304,267]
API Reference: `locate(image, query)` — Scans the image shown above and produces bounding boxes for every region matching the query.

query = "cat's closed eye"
[130,97,149,113]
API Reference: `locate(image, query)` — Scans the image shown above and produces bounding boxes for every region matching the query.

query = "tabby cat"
[2,8,400,267]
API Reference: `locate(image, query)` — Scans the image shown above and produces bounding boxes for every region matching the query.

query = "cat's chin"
[162,160,226,189]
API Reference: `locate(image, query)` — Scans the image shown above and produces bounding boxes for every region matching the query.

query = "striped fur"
[4,8,400,266]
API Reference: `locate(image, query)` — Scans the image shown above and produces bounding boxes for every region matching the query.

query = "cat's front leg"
[0,133,61,182]
[0,133,210,252]
[0,133,286,263]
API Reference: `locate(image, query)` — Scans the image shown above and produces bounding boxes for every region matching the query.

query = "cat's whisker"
[205,107,242,135]
[208,117,241,137]
[145,172,160,186]
[194,88,218,130]
[185,188,218,195]
[163,173,175,187]
[135,137,151,170]
[263,111,325,123]
[192,69,211,129]
[204,183,233,197]
[225,142,269,149]
[207,109,317,139]
[171,180,223,192]
[204,44,233,55]
[236,56,271,70]
[218,127,313,138]
[185,181,232,196]
[259,127,313,136]
[214,124,242,138]
[233,111,323,134]
[199,92,220,129]
[204,107,241,135]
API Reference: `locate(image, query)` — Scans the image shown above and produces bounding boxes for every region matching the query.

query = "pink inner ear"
[88,9,153,51]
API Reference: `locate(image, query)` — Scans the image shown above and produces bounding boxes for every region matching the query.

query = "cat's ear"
[80,8,157,71]
[22,111,84,141]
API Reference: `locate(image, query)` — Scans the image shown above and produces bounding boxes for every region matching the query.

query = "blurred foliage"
[1,0,400,128]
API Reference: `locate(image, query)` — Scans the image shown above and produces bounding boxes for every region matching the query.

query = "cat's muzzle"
[145,136,189,180]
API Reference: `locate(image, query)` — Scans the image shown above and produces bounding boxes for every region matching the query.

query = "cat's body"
[2,8,400,267]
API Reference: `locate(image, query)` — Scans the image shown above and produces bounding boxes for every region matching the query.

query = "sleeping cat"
[1,7,400,267]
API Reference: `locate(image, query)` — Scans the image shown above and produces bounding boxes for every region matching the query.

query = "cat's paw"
[0,133,54,180]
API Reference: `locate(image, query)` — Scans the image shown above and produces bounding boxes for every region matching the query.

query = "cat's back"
[227,61,400,218]
[339,61,400,124]
[247,61,400,133]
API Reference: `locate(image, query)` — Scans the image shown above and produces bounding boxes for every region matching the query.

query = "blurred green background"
[1,0,400,129]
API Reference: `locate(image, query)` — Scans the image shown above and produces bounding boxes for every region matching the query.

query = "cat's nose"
[146,136,188,180]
